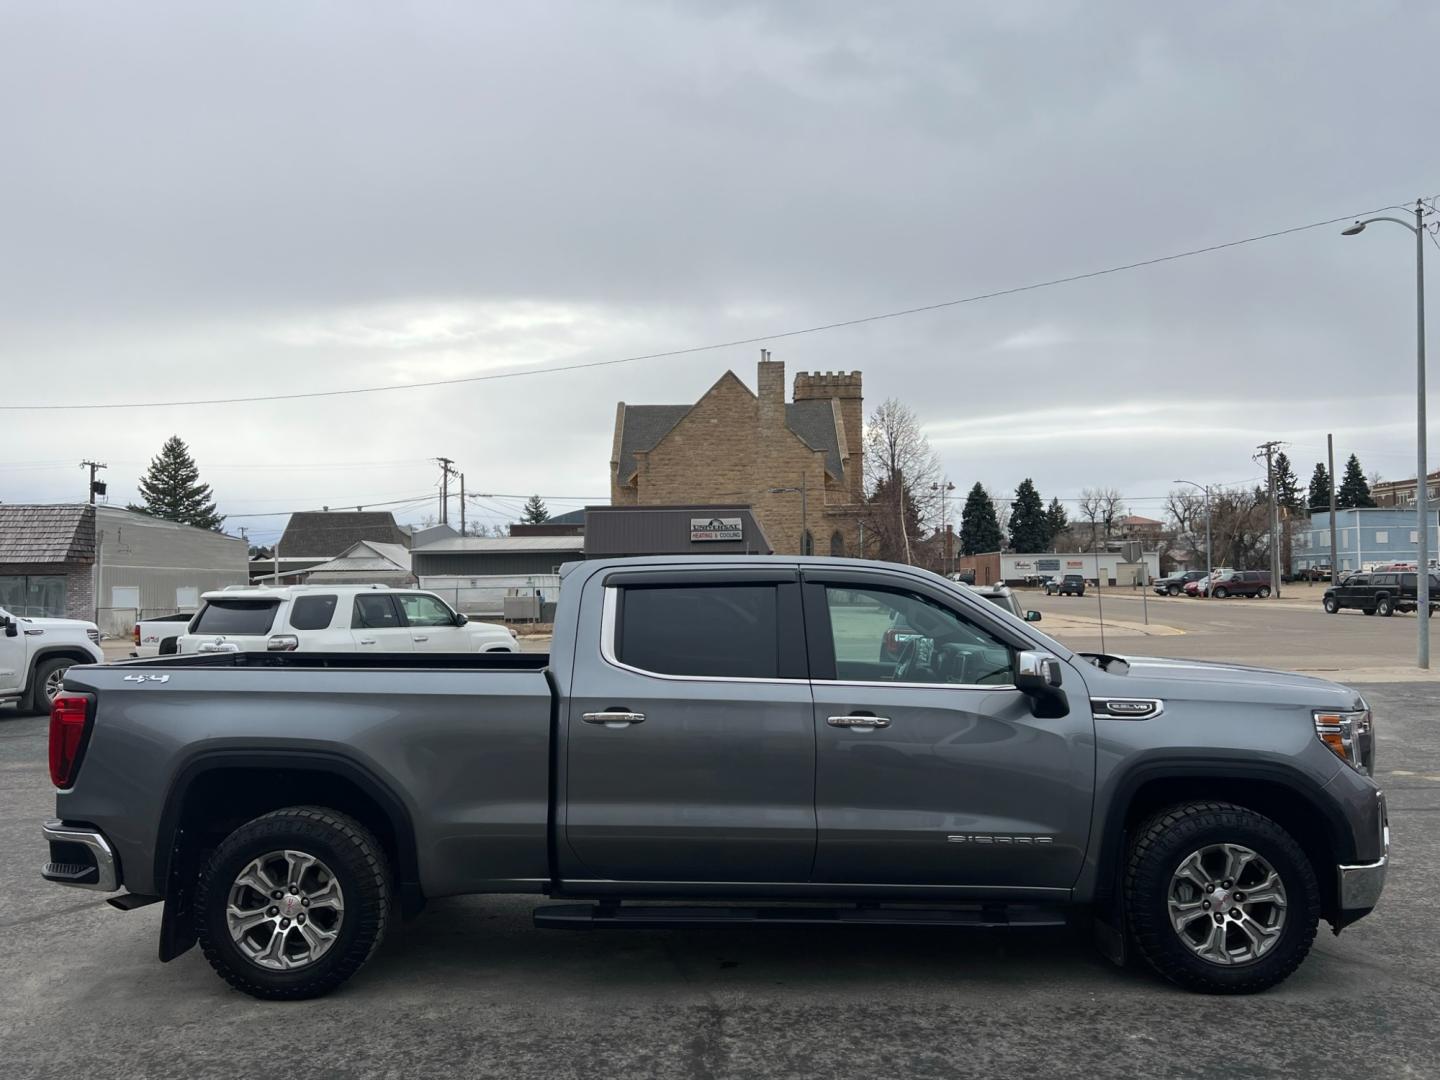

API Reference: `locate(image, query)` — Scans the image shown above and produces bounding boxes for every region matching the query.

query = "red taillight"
[49,694,93,789]
[133,624,141,645]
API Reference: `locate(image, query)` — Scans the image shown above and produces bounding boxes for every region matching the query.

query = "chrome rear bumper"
[41,820,118,892]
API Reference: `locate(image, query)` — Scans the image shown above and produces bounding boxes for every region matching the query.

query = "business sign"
[1066,559,1085,569]
[691,516,744,542]
[1036,558,1060,572]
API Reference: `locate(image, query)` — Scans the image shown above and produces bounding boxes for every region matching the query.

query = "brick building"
[610,353,865,556]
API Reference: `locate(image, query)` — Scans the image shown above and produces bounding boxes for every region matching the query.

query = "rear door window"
[352,594,402,629]
[191,599,280,635]
[289,594,339,631]
[616,585,778,678]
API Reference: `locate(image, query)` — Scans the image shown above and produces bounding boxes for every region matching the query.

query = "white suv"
[0,606,105,713]
[176,585,519,655]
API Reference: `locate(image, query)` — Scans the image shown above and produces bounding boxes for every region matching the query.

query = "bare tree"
[1165,489,1205,536]
[862,398,942,564]
[986,485,1012,546]
[1077,487,1124,550]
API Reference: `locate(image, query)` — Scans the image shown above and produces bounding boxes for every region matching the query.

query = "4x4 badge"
[122,674,170,683]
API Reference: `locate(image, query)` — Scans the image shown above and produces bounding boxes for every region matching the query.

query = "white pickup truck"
[132,612,195,657]
[176,584,520,655]
[0,606,105,713]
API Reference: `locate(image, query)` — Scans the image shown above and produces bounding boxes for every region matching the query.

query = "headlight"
[1314,708,1373,773]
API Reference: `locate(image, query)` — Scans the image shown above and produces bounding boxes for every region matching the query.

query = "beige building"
[610,353,866,556]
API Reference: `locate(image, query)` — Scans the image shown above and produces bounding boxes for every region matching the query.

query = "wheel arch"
[1092,760,1353,924]
[155,751,423,961]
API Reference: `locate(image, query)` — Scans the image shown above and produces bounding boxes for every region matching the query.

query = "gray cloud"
[2,1,1436,541]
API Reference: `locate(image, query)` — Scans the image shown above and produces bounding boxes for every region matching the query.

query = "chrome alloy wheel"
[1167,843,1287,965]
[43,665,68,705]
[226,850,345,971]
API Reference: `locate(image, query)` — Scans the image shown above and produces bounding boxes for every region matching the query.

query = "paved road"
[1022,583,1426,676]
[3,675,1437,1078]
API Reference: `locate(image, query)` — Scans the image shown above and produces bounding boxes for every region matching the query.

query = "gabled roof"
[615,384,846,485]
[277,511,409,557]
[302,540,412,576]
[0,504,96,564]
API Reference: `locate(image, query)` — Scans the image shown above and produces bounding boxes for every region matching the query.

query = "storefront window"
[0,575,68,617]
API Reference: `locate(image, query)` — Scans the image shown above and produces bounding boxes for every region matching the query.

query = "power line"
[0,197,1419,413]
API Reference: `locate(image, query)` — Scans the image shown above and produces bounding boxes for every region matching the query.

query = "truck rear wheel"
[195,806,390,1000]
[1376,596,1394,617]
[1124,801,1319,994]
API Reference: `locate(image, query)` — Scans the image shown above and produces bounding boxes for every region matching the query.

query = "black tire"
[1213,587,1228,599]
[1323,596,1339,614]
[24,656,73,714]
[1125,801,1319,994]
[195,806,390,1000]
[1258,587,1271,599]
[1167,585,1180,596]
[1377,596,1394,617]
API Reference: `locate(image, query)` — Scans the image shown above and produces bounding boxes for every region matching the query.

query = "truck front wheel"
[1124,801,1319,994]
[194,806,390,1000]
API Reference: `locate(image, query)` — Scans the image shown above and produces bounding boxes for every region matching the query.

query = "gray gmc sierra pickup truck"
[41,556,1388,999]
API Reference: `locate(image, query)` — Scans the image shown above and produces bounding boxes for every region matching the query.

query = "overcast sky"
[2,1,1437,544]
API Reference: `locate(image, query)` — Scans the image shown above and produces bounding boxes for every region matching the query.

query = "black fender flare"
[1090,756,1357,907]
[154,749,423,961]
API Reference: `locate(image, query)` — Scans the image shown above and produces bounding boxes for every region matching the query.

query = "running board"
[533,903,1068,931]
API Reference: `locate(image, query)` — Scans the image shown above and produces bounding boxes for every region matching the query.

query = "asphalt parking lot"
[3,622,1437,1078]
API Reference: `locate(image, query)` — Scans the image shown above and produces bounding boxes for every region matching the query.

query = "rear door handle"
[827,715,891,729]
[358,639,376,646]
[582,711,646,728]
[412,636,428,643]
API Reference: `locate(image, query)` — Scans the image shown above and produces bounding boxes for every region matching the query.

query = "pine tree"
[130,436,224,530]
[521,494,550,524]
[1307,462,1332,513]
[1273,451,1303,512]
[1045,497,1069,541]
[959,482,1003,555]
[1008,479,1050,553]
[1337,454,1375,509]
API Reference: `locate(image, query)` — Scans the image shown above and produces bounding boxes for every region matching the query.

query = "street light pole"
[1342,200,1431,669]
[1175,479,1213,583]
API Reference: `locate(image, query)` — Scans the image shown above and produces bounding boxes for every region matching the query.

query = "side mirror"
[454,612,468,626]
[1015,650,1068,717]
[1024,610,1042,622]
[1,616,16,638]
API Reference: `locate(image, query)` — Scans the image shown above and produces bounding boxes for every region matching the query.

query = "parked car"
[1297,565,1332,582]
[1209,571,1272,599]
[1153,570,1208,597]
[42,555,1388,999]
[1323,571,1440,616]
[966,584,1042,623]
[0,606,104,714]
[1044,573,1086,596]
[131,613,195,658]
[1183,576,1210,597]
[175,585,519,655]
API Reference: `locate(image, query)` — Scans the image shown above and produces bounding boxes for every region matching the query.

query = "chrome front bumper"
[1338,805,1390,911]
[41,820,118,892]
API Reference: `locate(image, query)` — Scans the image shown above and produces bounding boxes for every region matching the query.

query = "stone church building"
[610,352,866,556]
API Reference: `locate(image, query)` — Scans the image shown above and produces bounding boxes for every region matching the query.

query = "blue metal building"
[1294,508,1440,575]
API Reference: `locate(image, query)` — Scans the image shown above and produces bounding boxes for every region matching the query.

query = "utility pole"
[1257,441,1284,598]
[435,457,458,525]
[459,473,466,537]
[1328,434,1339,584]
[80,460,107,504]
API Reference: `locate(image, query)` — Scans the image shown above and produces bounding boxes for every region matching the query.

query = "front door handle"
[412,636,428,643]
[582,710,646,728]
[827,714,891,729]
[357,639,376,646]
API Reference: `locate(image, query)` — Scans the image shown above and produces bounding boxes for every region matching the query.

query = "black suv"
[1153,570,1209,596]
[1045,573,1086,597]
[1324,571,1440,616]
